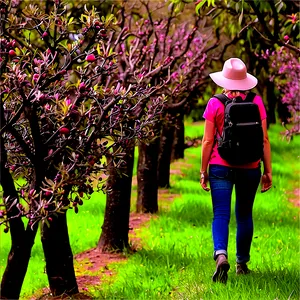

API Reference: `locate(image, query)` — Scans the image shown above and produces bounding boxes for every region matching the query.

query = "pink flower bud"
[171,72,179,79]
[65,98,72,106]
[284,35,289,41]
[86,54,96,62]
[79,82,86,91]
[8,50,16,56]
[10,40,16,47]
[59,127,70,135]
[33,74,39,81]
[42,32,48,38]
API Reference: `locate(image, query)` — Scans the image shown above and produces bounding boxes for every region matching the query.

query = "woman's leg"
[235,167,261,264]
[209,165,234,259]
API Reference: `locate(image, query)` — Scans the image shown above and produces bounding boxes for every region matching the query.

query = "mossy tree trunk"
[157,123,175,188]
[171,112,185,162]
[98,145,135,252]
[41,212,78,296]
[136,139,160,213]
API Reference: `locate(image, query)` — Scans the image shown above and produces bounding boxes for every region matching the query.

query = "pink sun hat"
[209,58,258,91]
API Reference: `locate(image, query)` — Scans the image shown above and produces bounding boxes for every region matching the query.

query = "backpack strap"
[214,92,256,104]
[244,92,256,102]
[213,94,230,105]
[212,94,230,139]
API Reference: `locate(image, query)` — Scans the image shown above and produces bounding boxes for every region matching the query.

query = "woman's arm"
[200,119,215,191]
[261,118,272,192]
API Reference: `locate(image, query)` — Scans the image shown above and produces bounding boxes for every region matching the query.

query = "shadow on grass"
[159,199,212,228]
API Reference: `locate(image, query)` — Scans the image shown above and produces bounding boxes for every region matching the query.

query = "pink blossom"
[79,82,86,91]
[171,72,179,79]
[44,104,51,110]
[289,14,297,24]
[186,51,193,58]
[284,35,289,41]
[193,37,202,44]
[33,58,44,65]
[65,98,72,106]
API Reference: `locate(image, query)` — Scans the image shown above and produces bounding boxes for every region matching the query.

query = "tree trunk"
[41,212,78,296]
[171,113,185,162]
[136,139,160,213]
[0,141,38,300]
[98,145,135,252]
[157,124,175,188]
[0,223,38,300]
[266,80,277,125]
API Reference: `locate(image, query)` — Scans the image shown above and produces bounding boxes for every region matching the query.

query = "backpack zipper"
[236,122,260,126]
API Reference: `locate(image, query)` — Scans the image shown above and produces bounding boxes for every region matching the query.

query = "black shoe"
[236,263,250,275]
[212,254,230,283]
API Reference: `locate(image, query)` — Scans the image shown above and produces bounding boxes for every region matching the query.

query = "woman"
[200,58,272,283]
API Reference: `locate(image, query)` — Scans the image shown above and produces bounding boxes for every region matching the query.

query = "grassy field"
[0,122,299,299]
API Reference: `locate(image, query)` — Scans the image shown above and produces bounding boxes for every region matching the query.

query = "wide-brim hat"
[209,58,258,91]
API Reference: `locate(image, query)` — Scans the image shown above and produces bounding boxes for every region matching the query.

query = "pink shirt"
[203,93,267,169]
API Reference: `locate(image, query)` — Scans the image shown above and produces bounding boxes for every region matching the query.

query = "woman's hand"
[261,172,272,193]
[200,171,210,192]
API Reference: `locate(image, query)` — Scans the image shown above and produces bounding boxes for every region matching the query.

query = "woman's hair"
[222,89,249,97]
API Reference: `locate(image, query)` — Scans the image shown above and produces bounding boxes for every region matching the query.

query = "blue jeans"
[209,164,261,263]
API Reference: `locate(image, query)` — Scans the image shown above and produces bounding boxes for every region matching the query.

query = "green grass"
[0,122,299,299]
[93,123,300,300]
[0,192,106,297]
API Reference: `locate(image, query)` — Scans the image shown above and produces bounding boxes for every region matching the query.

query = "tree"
[262,47,300,139]
[0,0,162,298]
[108,1,212,213]
[194,0,299,134]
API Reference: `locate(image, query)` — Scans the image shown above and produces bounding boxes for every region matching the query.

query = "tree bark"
[98,145,135,252]
[0,222,38,300]
[157,124,175,188]
[0,140,38,300]
[136,139,160,213]
[171,113,185,162]
[266,80,277,125]
[41,212,79,296]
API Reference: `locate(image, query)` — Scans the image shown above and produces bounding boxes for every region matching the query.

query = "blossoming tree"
[0,0,164,298]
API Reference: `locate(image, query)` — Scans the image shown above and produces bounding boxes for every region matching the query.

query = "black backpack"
[214,92,264,165]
